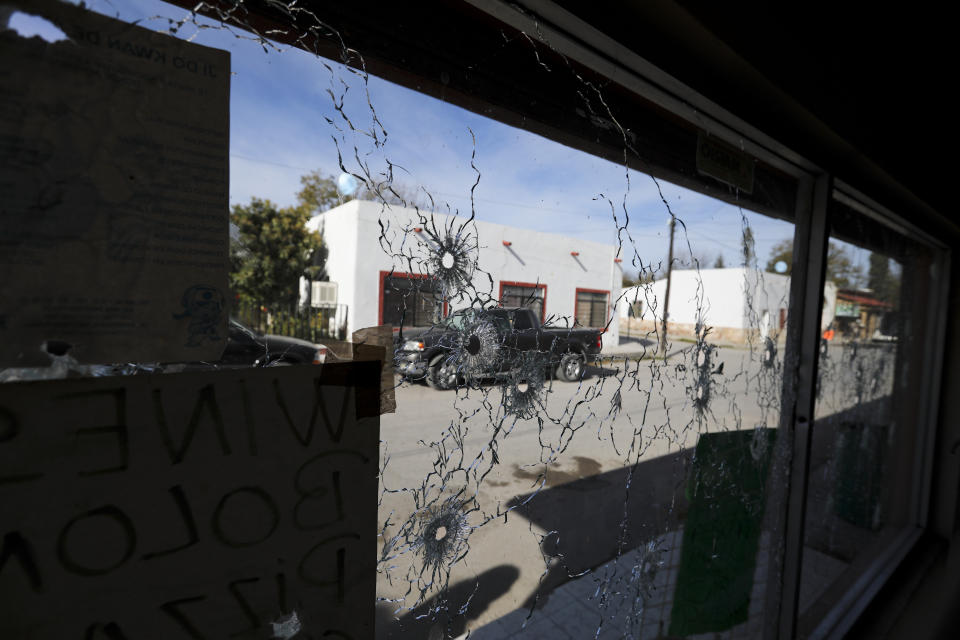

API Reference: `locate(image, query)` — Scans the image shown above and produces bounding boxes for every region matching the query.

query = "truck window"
[500,282,546,321]
[512,309,536,330]
[485,310,512,333]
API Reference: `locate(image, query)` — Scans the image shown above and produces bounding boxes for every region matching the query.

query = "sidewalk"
[600,337,688,362]
[463,528,770,640]
[601,335,759,362]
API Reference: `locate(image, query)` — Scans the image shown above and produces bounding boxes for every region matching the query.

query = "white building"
[618,268,791,341]
[305,200,622,346]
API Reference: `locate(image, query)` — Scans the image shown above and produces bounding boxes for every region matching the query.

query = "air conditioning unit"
[310,281,338,307]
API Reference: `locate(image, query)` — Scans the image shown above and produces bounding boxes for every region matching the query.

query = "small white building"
[618,268,791,341]
[305,200,622,346]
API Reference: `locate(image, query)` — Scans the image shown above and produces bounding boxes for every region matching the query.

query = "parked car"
[395,307,603,389]
[217,319,331,367]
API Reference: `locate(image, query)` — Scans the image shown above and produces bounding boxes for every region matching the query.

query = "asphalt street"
[376,346,785,634]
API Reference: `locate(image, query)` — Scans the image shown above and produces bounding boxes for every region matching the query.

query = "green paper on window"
[669,428,776,636]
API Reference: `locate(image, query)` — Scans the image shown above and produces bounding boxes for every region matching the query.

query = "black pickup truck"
[394,307,603,389]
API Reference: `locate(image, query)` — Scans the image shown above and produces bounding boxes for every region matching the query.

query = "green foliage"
[714,253,726,268]
[229,198,323,307]
[825,244,863,289]
[231,169,423,311]
[868,253,900,304]
[297,171,343,214]
[234,298,346,341]
[765,239,793,275]
[765,239,864,288]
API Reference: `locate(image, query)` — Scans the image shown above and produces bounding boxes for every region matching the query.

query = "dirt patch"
[512,456,603,488]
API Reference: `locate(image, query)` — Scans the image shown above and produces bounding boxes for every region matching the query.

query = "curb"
[598,345,690,363]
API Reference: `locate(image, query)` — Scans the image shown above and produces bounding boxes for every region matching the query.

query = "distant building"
[618,268,791,342]
[832,288,895,340]
[303,200,622,345]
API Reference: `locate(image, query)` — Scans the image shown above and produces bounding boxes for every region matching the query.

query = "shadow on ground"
[374,452,692,639]
[376,565,520,640]
[507,449,693,611]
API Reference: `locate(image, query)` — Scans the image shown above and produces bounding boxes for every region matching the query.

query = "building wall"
[618,268,791,336]
[306,201,360,335]
[308,200,621,346]
[741,268,792,336]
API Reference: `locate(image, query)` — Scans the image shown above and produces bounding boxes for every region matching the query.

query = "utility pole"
[661,216,676,355]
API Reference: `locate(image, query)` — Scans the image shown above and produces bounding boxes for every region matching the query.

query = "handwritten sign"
[0,362,380,639]
[0,0,230,365]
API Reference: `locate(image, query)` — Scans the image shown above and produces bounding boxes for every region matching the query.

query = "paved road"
[376,346,785,635]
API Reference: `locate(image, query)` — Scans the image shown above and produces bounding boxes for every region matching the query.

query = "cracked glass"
[796,194,938,636]
[3,2,938,639]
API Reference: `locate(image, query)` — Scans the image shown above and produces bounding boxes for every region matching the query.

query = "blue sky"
[20,0,800,275]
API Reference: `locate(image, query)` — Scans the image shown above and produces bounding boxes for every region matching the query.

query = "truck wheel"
[556,352,585,382]
[426,354,458,390]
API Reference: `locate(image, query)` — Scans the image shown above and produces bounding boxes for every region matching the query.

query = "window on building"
[381,272,443,327]
[499,282,546,322]
[575,289,609,327]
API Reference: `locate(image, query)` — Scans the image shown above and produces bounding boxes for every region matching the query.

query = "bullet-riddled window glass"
[0,2,798,637]
[797,193,942,637]
[0,2,945,640]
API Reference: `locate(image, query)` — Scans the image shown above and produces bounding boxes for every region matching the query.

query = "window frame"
[795,184,951,639]
[460,7,950,637]
[176,0,953,635]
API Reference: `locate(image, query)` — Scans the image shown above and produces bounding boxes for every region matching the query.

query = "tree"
[714,253,726,268]
[230,198,323,307]
[296,169,427,214]
[622,270,655,287]
[765,238,864,288]
[868,252,900,303]
[765,239,794,275]
[677,250,713,269]
[741,226,756,266]
[358,180,425,208]
[825,244,863,289]
[296,171,343,214]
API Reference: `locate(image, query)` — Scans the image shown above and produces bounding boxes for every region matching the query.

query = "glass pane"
[3,2,819,639]
[798,195,937,633]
